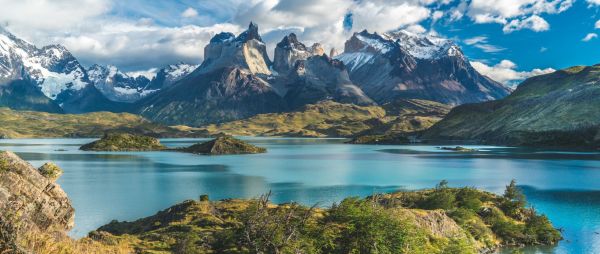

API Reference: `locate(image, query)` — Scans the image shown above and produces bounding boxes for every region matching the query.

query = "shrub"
[324,197,429,254]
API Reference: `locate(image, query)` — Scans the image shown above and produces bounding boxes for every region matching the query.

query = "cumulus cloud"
[595,20,600,29]
[582,33,598,42]
[587,0,600,5]
[181,7,198,18]
[0,0,111,32]
[502,15,549,33]
[466,0,572,33]
[56,22,243,70]
[471,60,555,86]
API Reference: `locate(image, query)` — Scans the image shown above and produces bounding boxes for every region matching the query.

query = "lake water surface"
[1,138,599,254]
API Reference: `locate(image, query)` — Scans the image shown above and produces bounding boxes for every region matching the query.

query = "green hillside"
[0,108,206,138]
[423,65,600,147]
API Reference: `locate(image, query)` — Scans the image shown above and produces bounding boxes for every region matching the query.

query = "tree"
[236,191,316,254]
[436,180,449,190]
[504,180,526,206]
[502,180,527,219]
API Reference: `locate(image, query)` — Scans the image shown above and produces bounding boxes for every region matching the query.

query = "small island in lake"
[80,133,167,151]
[179,135,266,155]
[347,134,410,144]
[440,146,478,152]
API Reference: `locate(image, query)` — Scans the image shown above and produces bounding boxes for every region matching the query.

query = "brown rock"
[0,151,74,236]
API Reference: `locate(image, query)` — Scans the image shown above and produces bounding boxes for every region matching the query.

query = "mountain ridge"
[422,64,600,148]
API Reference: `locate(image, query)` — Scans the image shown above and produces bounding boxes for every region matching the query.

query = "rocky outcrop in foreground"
[80,133,166,151]
[0,151,74,251]
[179,135,266,155]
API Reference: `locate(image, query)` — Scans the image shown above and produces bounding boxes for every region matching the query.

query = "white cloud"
[466,0,572,33]
[502,15,549,33]
[464,36,487,45]
[127,68,158,79]
[471,59,555,86]
[473,43,506,52]
[432,10,445,22]
[181,7,198,18]
[582,33,598,42]
[351,2,431,33]
[595,20,600,29]
[56,22,243,70]
[540,46,547,52]
[464,36,505,53]
[587,0,600,6]
[0,0,111,32]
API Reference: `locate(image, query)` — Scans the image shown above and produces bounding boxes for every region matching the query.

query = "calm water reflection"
[1,138,599,253]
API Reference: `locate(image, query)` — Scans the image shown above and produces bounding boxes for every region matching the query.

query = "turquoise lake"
[1,138,600,253]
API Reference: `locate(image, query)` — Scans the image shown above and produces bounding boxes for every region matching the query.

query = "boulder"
[0,151,74,237]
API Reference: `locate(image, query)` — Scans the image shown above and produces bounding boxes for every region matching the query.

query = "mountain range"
[0,23,510,126]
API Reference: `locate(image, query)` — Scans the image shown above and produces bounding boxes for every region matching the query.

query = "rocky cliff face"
[335,30,511,105]
[88,64,151,103]
[199,22,272,75]
[273,33,325,74]
[0,151,74,238]
[144,63,198,90]
[138,66,287,126]
[282,54,374,108]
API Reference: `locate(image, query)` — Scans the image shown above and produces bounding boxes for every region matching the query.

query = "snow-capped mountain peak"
[386,30,463,60]
[0,28,90,100]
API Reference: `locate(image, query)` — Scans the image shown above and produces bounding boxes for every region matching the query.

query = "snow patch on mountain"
[335,52,375,72]
[386,30,462,60]
[0,29,91,100]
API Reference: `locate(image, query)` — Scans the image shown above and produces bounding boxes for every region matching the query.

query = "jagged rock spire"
[238,22,262,42]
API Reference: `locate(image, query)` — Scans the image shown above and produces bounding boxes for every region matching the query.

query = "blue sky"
[1,0,599,85]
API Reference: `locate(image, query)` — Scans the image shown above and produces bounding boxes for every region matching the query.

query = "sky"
[1,0,599,86]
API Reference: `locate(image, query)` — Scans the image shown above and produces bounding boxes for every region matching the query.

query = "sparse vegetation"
[201,100,449,138]
[91,181,560,253]
[0,107,207,139]
[178,135,266,155]
[80,133,167,151]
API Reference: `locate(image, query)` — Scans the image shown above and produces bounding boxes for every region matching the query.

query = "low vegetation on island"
[80,133,167,151]
[439,146,478,152]
[91,180,560,254]
[178,135,267,155]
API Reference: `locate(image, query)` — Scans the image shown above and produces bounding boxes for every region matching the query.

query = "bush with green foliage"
[94,181,561,253]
